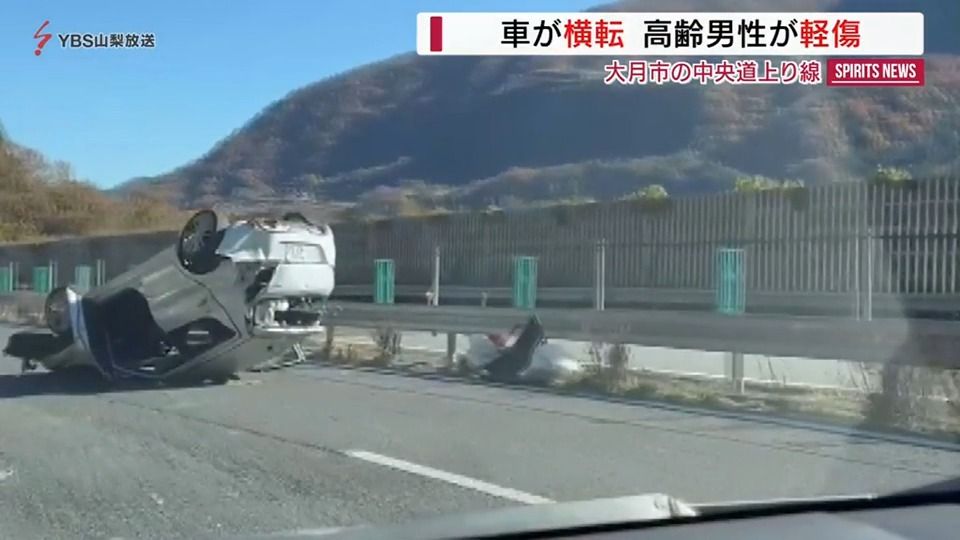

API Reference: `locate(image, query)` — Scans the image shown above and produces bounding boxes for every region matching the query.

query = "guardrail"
[5,288,958,397]
[4,288,957,369]
[328,302,960,369]
[332,285,960,318]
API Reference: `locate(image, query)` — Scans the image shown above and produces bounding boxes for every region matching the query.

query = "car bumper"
[249,325,328,337]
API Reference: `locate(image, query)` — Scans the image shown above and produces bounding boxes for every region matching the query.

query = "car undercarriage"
[3,209,337,384]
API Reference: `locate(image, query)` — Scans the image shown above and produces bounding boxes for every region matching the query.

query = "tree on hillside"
[0,134,189,242]
[734,175,805,192]
[120,192,190,230]
[871,165,913,186]
[621,184,669,201]
[354,185,431,218]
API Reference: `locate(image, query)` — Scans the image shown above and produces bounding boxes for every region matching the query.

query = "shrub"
[0,139,188,242]
[608,344,631,376]
[371,327,402,364]
[621,184,669,201]
[870,165,913,186]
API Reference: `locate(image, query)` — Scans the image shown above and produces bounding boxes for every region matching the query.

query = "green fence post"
[33,266,51,294]
[512,256,538,309]
[716,247,747,394]
[374,259,395,304]
[74,265,92,293]
[95,259,106,286]
[715,247,746,315]
[0,266,11,293]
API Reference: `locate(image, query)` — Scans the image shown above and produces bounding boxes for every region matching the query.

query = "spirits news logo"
[33,19,157,56]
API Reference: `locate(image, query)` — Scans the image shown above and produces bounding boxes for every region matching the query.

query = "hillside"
[0,131,188,243]
[125,0,960,215]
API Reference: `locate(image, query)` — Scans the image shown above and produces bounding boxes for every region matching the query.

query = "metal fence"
[0,178,958,300]
[335,178,960,296]
[0,231,175,292]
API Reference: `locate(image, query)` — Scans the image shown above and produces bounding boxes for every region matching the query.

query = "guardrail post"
[480,292,488,307]
[446,332,457,369]
[324,325,335,358]
[594,239,606,311]
[729,352,745,394]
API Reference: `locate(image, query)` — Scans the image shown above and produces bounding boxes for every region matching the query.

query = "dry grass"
[564,364,959,439]
[564,367,866,423]
[320,343,381,366]
[308,330,960,441]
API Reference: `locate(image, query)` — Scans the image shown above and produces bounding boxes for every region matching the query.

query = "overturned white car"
[3,209,336,384]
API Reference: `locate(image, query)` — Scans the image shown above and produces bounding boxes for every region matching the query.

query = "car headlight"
[44,286,72,336]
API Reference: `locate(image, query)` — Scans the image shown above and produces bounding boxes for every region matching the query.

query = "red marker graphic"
[430,16,443,52]
[34,20,52,56]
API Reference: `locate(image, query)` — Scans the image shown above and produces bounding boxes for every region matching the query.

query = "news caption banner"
[416,12,925,87]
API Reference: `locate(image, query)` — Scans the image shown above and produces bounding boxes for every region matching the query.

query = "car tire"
[282,211,312,224]
[177,209,226,275]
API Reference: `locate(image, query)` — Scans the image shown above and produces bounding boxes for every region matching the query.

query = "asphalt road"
[0,328,957,539]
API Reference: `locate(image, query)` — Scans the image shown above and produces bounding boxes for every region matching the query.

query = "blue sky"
[0,0,598,188]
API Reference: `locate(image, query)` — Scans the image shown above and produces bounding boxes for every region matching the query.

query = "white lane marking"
[346,450,553,505]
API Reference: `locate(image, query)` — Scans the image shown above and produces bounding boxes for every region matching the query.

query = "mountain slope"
[126,0,960,211]
[0,134,188,242]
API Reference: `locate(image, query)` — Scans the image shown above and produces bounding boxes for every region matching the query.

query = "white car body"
[4,211,338,382]
[216,216,337,335]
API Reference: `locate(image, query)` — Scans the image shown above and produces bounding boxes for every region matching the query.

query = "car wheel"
[177,209,225,275]
[282,211,312,224]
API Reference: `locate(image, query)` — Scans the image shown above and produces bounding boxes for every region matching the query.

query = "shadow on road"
[0,369,222,399]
